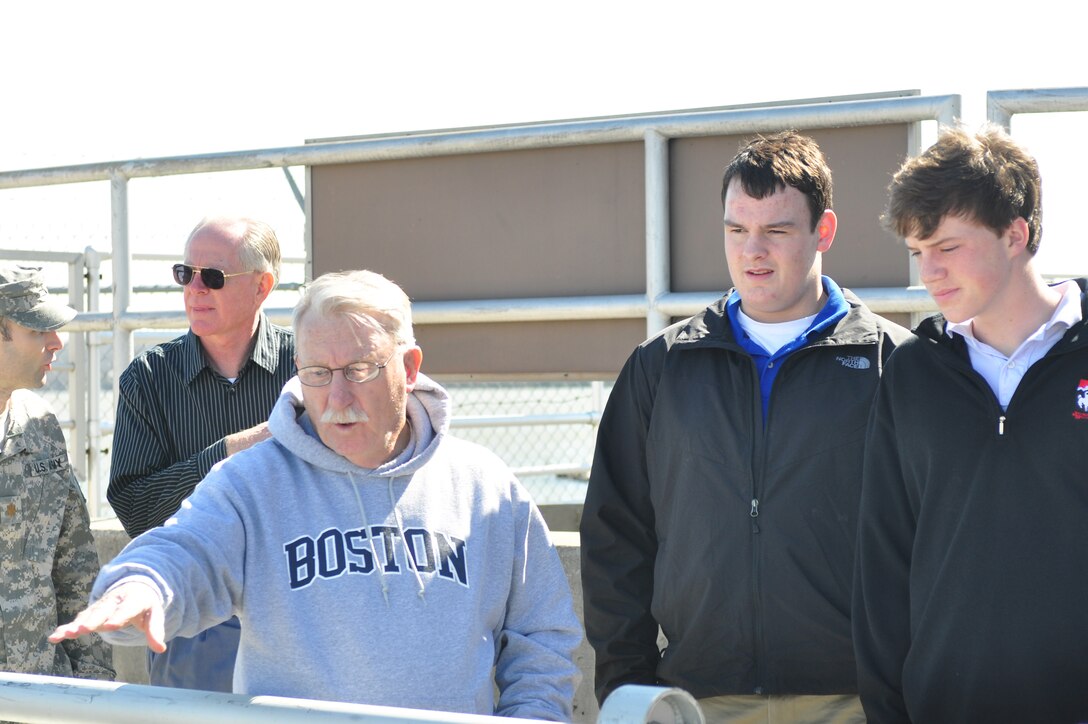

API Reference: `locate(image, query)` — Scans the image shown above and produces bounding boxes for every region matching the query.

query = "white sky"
[2,0,1086,275]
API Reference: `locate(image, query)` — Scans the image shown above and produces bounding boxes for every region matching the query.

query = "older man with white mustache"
[320,407,368,424]
[51,269,582,721]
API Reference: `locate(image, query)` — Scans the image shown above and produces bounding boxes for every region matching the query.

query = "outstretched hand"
[49,580,167,653]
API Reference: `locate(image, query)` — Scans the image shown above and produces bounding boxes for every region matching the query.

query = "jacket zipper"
[749,484,763,694]
[749,356,765,694]
[747,338,854,694]
[748,341,829,694]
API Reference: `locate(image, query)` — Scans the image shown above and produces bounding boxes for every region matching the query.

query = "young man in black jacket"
[581,131,909,723]
[853,124,1088,723]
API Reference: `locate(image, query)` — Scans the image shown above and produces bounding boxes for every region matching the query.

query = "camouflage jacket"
[0,390,114,679]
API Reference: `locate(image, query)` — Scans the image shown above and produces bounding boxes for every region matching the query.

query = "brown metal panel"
[310,144,646,300]
[670,125,912,293]
[415,319,648,377]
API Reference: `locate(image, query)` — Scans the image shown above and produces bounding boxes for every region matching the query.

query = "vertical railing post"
[110,174,132,476]
[644,129,671,337]
[936,95,961,129]
[67,255,88,502]
[987,95,1013,131]
[84,246,104,517]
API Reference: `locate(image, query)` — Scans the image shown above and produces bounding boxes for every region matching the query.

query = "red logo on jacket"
[1075,379,1088,420]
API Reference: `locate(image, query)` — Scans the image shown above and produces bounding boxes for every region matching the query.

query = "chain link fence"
[443,380,609,504]
[37,316,611,517]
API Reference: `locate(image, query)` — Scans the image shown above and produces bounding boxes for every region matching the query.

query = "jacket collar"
[0,391,31,461]
[673,286,880,350]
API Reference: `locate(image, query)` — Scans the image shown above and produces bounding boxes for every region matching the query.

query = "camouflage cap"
[0,264,77,331]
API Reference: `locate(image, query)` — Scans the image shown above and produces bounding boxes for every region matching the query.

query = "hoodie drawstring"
[349,472,390,606]
[347,472,427,606]
[389,476,427,604]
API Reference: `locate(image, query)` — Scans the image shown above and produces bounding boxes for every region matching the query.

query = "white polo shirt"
[947,280,1083,409]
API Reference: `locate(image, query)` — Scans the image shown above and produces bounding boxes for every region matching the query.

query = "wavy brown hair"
[885,124,1042,254]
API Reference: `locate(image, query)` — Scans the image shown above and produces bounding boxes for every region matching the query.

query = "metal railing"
[0,92,964,518]
[0,674,703,724]
[0,672,530,724]
[987,87,1088,129]
[23,92,962,381]
[0,92,961,364]
[9,85,1088,516]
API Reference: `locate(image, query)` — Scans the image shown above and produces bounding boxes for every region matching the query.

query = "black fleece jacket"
[581,290,909,701]
[854,279,1088,724]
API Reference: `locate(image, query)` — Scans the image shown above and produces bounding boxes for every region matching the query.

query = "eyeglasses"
[297,349,398,387]
[172,264,254,290]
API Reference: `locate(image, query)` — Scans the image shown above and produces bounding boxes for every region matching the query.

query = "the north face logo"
[836,355,870,370]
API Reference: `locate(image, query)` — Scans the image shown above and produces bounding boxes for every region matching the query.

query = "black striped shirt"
[107,314,295,537]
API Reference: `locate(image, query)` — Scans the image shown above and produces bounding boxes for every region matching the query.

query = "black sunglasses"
[172,264,254,290]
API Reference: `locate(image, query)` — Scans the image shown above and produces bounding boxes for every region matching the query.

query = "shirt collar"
[180,312,278,384]
[248,314,284,374]
[947,279,1083,346]
[726,275,849,346]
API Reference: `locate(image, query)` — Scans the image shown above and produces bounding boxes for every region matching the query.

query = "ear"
[816,210,837,253]
[402,346,423,390]
[1004,217,1030,256]
[255,271,275,304]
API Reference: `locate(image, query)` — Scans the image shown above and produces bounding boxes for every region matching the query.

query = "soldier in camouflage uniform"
[0,263,113,679]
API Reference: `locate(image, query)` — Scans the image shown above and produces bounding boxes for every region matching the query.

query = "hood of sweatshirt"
[268,371,452,477]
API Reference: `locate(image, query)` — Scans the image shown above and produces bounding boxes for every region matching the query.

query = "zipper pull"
[998,415,1006,436]
[750,498,759,518]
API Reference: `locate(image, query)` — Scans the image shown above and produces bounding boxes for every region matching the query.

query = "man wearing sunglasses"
[106,216,295,693]
[53,269,581,720]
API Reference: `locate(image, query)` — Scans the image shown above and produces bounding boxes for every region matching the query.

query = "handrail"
[0,95,959,187]
[0,93,963,517]
[0,674,696,724]
[0,672,540,724]
[57,287,938,334]
[987,87,1088,129]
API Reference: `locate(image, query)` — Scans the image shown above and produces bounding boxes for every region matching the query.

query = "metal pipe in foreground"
[597,685,705,724]
[0,674,701,724]
[0,673,536,724]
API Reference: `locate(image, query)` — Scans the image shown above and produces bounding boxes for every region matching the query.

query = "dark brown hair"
[720,131,833,231]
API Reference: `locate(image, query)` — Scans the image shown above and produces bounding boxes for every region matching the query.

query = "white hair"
[293,270,415,346]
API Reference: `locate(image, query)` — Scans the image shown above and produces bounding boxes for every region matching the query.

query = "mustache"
[320,407,370,424]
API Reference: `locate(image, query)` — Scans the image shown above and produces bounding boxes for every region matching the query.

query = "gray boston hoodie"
[95,373,582,720]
